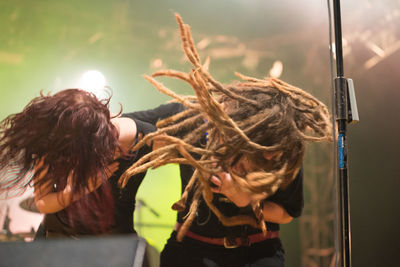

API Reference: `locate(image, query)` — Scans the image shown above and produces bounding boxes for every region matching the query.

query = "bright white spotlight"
[269,60,283,78]
[78,70,107,99]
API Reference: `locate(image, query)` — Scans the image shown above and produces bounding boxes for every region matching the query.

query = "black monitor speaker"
[0,234,157,267]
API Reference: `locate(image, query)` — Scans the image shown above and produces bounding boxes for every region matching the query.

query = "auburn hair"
[0,89,122,233]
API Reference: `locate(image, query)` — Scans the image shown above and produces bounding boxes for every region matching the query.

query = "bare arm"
[261,201,293,224]
[111,117,137,154]
[34,161,119,214]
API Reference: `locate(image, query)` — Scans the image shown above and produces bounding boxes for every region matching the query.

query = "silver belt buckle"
[223,237,239,248]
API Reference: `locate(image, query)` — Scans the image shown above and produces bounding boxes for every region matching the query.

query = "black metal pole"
[332,0,352,266]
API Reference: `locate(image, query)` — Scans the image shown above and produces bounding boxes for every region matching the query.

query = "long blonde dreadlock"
[119,13,333,241]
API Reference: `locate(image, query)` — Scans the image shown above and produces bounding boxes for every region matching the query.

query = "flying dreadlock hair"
[119,13,333,241]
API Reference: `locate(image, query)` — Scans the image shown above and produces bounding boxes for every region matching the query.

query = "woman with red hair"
[0,88,182,238]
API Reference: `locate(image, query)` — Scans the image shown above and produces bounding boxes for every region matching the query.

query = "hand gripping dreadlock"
[119,13,333,241]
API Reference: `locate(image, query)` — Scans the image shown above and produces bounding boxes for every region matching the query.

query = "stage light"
[78,70,107,99]
[269,60,283,78]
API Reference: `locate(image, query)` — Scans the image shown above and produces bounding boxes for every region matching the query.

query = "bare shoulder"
[111,117,137,150]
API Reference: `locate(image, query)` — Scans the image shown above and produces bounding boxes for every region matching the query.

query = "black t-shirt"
[126,102,186,126]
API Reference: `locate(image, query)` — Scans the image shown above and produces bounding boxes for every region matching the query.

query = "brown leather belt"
[174,223,279,248]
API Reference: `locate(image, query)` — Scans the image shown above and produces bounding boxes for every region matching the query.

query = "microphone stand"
[332,1,359,266]
[135,198,160,234]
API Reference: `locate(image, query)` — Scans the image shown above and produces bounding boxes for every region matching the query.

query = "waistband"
[174,223,279,248]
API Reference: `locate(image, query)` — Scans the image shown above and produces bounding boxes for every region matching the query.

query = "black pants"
[160,232,285,267]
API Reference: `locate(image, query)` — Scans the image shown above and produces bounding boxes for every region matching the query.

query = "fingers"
[210,172,233,194]
[210,187,220,194]
[210,175,222,193]
[216,171,231,183]
[33,157,49,179]
[210,175,221,186]
[34,157,45,170]
[65,170,75,188]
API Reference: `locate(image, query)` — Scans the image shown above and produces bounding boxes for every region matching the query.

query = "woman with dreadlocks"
[118,14,333,267]
[0,88,182,239]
